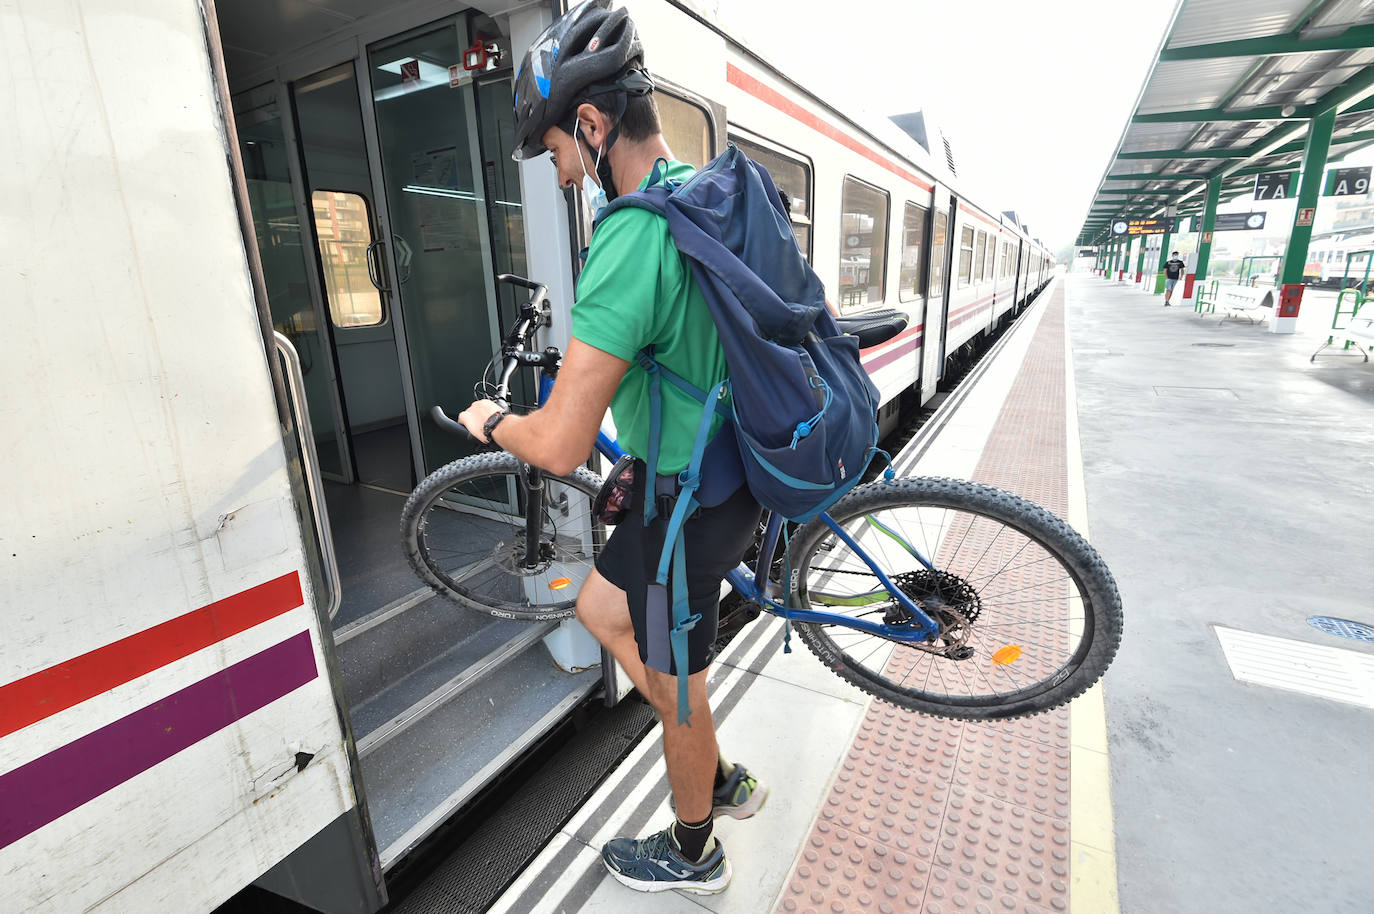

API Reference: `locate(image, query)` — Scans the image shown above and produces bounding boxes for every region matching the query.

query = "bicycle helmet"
[511,0,653,161]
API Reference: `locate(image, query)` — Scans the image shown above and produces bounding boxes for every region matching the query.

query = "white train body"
[2,1,1052,911]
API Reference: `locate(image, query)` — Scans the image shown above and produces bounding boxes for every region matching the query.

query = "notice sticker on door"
[400,60,421,84]
[449,64,471,88]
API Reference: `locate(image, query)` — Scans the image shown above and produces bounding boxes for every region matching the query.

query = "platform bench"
[1215,286,1274,325]
[1310,309,1374,363]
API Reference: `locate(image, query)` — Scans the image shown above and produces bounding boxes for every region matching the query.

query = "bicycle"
[401,275,1122,720]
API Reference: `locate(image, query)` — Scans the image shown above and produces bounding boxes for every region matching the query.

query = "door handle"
[274,332,342,621]
[366,239,391,292]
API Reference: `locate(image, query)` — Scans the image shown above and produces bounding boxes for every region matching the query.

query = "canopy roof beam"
[1158,24,1374,61]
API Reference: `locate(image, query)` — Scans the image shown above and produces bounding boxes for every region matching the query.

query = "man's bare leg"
[645,666,716,824]
[576,568,650,695]
[577,570,720,824]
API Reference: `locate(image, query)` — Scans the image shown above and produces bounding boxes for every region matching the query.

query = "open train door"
[921,188,955,402]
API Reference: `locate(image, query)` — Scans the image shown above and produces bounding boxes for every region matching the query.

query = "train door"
[220,5,612,884]
[921,193,953,402]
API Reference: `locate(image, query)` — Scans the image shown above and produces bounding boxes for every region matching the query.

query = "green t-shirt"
[571,160,728,475]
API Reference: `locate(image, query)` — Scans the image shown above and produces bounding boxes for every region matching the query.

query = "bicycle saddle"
[834,308,909,348]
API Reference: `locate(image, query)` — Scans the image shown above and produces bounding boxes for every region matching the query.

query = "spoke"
[966,536,1034,587]
[965,552,1064,584]
[959,521,1009,589]
[442,555,498,586]
[977,577,1079,603]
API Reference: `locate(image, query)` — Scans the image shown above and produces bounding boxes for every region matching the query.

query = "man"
[1163,251,1187,306]
[458,0,765,895]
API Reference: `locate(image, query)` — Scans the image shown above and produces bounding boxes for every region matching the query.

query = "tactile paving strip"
[778,288,1073,914]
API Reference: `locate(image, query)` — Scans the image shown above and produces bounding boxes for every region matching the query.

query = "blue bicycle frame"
[538,375,941,644]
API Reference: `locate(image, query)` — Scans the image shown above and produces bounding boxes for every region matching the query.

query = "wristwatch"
[482,408,509,443]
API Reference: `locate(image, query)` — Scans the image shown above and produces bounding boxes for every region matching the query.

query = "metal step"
[361,642,600,868]
[335,593,525,744]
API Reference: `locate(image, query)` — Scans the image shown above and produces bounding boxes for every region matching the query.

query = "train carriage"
[1,1,1053,910]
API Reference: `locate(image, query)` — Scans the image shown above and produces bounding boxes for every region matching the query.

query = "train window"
[974,231,987,283]
[657,92,712,168]
[898,203,927,302]
[985,238,996,280]
[958,225,974,287]
[731,135,813,260]
[310,190,385,328]
[930,210,948,297]
[839,176,889,308]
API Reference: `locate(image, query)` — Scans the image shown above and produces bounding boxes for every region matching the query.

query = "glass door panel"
[294,63,416,492]
[236,105,347,478]
[367,25,506,475]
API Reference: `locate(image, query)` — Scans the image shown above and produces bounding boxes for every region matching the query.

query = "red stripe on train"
[0,572,304,738]
[726,64,934,193]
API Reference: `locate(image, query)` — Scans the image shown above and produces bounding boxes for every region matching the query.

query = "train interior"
[217,1,603,869]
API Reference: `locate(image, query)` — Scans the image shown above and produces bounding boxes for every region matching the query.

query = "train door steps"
[385,699,658,914]
[359,629,600,868]
[336,595,527,746]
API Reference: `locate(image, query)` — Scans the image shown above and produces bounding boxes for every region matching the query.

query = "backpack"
[592,147,881,722]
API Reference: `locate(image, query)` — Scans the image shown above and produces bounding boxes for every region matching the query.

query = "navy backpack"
[592,146,881,722]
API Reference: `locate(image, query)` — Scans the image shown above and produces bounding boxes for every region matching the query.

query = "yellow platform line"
[1063,280,1121,914]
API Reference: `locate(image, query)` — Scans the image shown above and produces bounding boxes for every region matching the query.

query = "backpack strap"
[634,347,731,523]
[652,377,728,726]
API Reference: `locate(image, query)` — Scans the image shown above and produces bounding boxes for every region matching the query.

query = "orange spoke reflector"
[992,645,1023,665]
[549,577,572,591]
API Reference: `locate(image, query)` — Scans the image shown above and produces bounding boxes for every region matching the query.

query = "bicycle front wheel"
[786,477,1122,720]
[401,453,606,621]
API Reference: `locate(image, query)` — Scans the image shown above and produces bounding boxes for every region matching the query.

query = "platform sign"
[1111,217,1175,236]
[1078,248,1096,257]
[1213,212,1267,232]
[1324,166,1371,196]
[1254,171,1296,200]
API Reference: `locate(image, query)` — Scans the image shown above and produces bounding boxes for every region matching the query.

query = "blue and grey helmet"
[511,0,651,161]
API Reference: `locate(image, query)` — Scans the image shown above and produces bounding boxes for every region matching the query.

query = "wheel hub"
[493,534,556,575]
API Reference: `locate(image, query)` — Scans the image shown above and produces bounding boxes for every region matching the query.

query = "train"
[1302,229,1374,289]
[0,1,1054,911]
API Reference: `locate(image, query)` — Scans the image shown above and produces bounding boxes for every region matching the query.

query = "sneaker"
[601,826,732,895]
[671,763,769,820]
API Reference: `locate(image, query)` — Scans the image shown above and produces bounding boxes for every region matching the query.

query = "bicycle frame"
[537,375,940,644]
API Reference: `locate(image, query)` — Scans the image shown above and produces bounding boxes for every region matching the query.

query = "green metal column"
[1136,232,1148,284]
[1189,177,1222,303]
[1276,106,1337,333]
[1155,225,1173,294]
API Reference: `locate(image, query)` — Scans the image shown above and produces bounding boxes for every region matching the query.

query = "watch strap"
[482,408,509,443]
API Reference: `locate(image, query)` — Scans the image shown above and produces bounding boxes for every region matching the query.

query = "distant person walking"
[1163,252,1186,306]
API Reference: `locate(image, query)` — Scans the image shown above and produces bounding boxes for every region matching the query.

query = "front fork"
[520,462,545,568]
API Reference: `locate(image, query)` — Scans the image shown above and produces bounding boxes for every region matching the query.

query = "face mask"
[574,123,608,215]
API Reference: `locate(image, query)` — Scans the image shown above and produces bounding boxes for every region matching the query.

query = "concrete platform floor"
[1069,273,1374,914]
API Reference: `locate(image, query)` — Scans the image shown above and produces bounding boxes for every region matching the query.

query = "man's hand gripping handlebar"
[431,274,559,444]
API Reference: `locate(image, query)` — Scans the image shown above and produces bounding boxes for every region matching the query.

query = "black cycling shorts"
[595,461,761,676]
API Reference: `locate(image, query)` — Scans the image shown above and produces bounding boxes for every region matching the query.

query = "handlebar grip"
[496,273,542,292]
[431,405,475,440]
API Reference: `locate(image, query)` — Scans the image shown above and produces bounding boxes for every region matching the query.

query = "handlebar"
[433,275,560,439]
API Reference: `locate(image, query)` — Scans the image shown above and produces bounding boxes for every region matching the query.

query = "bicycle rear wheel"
[786,477,1122,720]
[401,452,605,621]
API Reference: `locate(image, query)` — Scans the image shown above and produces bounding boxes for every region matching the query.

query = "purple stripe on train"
[0,631,317,850]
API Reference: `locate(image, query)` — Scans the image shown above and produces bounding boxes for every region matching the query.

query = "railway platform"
[437,272,1370,914]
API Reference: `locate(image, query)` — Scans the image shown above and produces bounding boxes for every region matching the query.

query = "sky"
[710,0,1182,249]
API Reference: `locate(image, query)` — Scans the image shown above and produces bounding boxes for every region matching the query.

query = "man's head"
[1172,251,1180,257]
[511,1,656,196]
[542,92,661,193]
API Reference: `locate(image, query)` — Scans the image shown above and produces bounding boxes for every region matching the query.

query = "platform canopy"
[1078,0,1374,245]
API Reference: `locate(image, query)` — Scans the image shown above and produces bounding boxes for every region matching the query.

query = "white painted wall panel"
[0,0,356,908]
